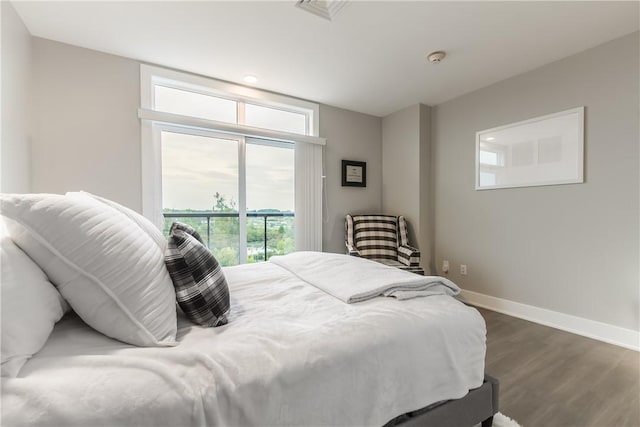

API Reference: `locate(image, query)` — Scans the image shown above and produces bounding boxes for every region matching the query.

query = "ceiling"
[13,1,639,117]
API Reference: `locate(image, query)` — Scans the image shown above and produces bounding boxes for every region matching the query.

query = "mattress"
[2,261,486,426]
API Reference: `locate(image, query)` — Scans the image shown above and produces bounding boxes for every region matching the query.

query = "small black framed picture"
[342,160,367,187]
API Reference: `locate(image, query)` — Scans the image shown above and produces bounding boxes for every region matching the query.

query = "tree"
[208,192,239,251]
[212,247,239,267]
[212,192,236,212]
[163,192,295,266]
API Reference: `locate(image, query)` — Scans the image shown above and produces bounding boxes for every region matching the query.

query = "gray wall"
[320,105,382,254]
[382,105,420,243]
[22,26,639,333]
[30,38,382,252]
[432,32,639,331]
[382,104,433,272]
[32,38,142,211]
[419,104,434,274]
[1,2,32,193]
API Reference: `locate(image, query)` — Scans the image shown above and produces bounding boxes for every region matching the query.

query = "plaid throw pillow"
[165,226,230,327]
[169,221,204,245]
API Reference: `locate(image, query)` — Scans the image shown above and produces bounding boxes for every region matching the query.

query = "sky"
[161,131,294,212]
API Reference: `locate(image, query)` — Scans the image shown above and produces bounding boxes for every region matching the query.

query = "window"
[246,140,295,263]
[140,65,324,265]
[159,126,295,266]
[245,103,307,134]
[154,85,237,123]
[160,129,242,265]
[141,65,318,136]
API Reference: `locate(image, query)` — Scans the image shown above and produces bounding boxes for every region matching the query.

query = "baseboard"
[459,289,639,352]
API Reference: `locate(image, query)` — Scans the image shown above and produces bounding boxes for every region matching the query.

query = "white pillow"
[65,191,166,250]
[1,236,67,377]
[0,193,177,347]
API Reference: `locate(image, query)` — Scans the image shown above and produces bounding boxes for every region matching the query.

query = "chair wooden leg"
[481,415,494,427]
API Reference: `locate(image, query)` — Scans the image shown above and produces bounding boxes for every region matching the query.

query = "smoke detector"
[427,51,446,64]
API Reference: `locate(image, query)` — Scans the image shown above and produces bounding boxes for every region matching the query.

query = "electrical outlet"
[442,260,449,274]
[460,264,468,275]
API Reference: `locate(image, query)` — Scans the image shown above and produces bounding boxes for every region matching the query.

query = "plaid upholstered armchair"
[345,214,424,275]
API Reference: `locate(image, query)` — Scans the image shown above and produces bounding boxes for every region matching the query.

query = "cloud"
[161,131,294,211]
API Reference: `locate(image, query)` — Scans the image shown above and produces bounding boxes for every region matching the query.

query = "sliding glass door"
[245,139,295,262]
[159,125,294,266]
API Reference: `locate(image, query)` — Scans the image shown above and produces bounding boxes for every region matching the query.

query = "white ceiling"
[13,1,639,117]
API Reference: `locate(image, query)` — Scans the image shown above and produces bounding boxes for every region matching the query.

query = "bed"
[0,192,497,426]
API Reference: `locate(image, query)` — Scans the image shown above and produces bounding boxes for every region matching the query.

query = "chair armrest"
[398,245,420,266]
[345,242,361,257]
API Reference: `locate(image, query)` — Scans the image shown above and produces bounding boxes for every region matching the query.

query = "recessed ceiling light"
[485,137,495,141]
[243,74,258,84]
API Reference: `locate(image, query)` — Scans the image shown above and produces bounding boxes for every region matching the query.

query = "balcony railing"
[163,212,294,264]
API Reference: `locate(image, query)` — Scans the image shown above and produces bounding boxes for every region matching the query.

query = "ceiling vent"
[296,0,349,21]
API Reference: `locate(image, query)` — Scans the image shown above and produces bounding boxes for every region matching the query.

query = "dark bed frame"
[386,374,499,427]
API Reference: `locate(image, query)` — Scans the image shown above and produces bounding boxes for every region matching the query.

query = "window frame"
[140,64,324,255]
[155,123,248,262]
[153,83,239,124]
[141,64,319,136]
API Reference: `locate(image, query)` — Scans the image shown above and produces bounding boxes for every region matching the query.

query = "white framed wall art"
[476,107,584,190]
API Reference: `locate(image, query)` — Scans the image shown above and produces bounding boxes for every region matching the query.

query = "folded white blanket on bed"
[269,251,460,303]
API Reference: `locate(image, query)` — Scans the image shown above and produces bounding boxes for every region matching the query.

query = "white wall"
[1,2,32,193]
[320,105,382,254]
[30,38,383,252]
[432,32,639,332]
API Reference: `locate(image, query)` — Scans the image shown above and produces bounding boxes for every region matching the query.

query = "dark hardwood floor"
[477,307,640,427]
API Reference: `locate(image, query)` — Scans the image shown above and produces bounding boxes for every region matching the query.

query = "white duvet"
[2,258,486,427]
